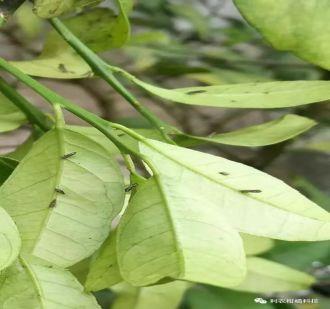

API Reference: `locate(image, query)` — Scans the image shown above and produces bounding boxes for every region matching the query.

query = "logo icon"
[254,297,268,304]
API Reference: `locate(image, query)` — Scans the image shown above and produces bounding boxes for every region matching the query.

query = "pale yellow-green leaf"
[85,231,122,291]
[111,281,189,309]
[241,234,274,256]
[0,257,101,308]
[0,92,26,132]
[175,114,316,147]
[234,0,330,70]
[33,0,75,18]
[117,176,247,288]
[139,139,330,241]
[233,257,315,293]
[0,127,125,267]
[119,69,330,108]
[117,138,330,288]
[0,207,21,271]
[15,2,43,39]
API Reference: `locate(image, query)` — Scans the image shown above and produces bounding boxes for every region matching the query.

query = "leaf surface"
[33,0,101,18]
[0,93,26,132]
[0,257,101,308]
[121,71,330,108]
[85,231,122,291]
[117,139,330,286]
[233,257,315,293]
[111,281,189,309]
[234,0,330,70]
[0,127,125,267]
[0,207,21,271]
[117,175,246,288]
[14,3,133,78]
[241,234,274,256]
[175,114,316,147]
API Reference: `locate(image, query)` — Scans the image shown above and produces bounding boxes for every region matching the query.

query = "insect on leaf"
[118,70,330,108]
[117,138,330,288]
[0,127,125,267]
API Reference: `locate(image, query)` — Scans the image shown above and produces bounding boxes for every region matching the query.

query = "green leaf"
[0,157,18,186]
[0,207,21,271]
[0,92,26,132]
[33,0,75,18]
[234,0,330,70]
[0,257,101,308]
[241,234,274,256]
[0,127,125,267]
[13,3,133,78]
[111,281,189,309]
[120,70,330,108]
[233,257,315,293]
[117,176,246,288]
[117,138,330,286]
[185,286,274,309]
[85,231,122,291]
[174,114,316,147]
[33,0,101,18]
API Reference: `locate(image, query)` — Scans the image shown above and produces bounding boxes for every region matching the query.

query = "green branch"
[49,17,175,145]
[0,77,52,132]
[0,57,138,156]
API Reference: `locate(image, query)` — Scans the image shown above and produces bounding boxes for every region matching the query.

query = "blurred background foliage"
[0,0,329,308]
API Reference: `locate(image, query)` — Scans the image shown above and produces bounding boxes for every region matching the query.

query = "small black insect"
[219,172,229,176]
[58,63,69,73]
[240,189,262,193]
[125,183,138,193]
[186,90,206,95]
[49,199,57,208]
[61,152,77,159]
[55,188,65,195]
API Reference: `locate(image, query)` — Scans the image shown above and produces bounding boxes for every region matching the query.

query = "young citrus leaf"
[0,257,101,308]
[33,0,101,18]
[0,207,21,271]
[111,281,189,309]
[120,71,330,108]
[33,0,75,18]
[117,176,247,288]
[241,234,274,256]
[138,139,330,241]
[0,157,18,185]
[85,231,122,291]
[13,2,133,78]
[233,257,315,293]
[118,138,330,287]
[174,114,316,147]
[234,0,330,70]
[0,127,125,267]
[0,92,26,132]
